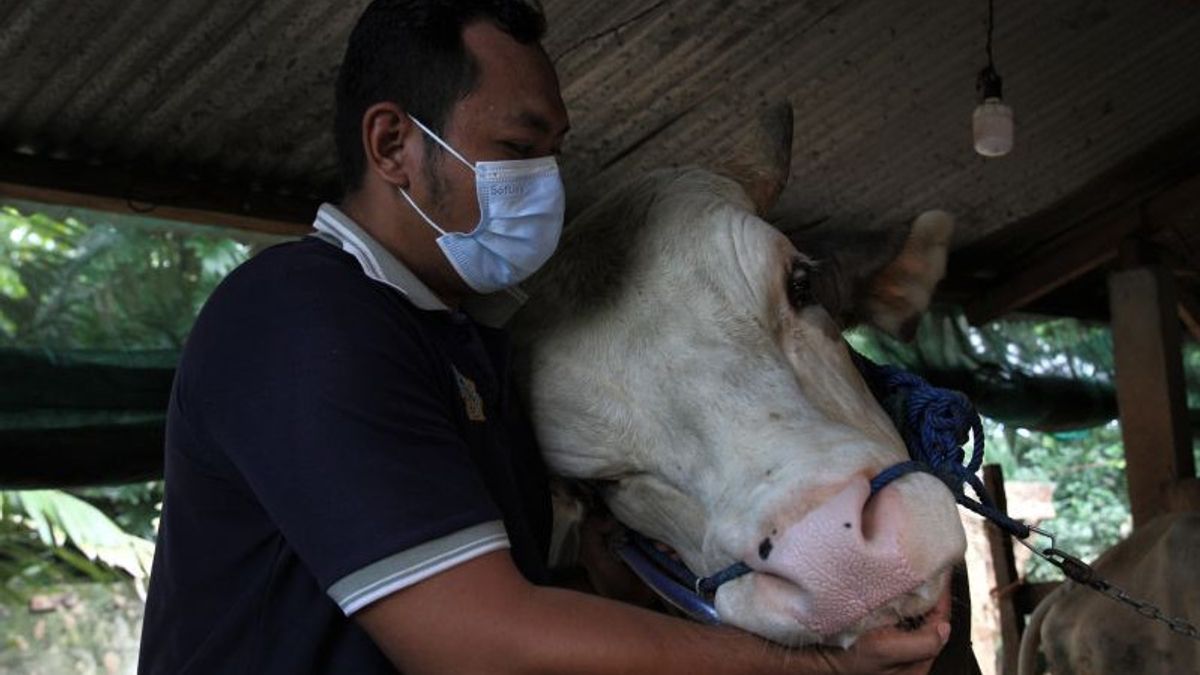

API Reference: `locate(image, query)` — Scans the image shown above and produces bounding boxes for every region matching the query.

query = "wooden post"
[1108,263,1196,527]
[983,464,1022,675]
[1176,287,1200,344]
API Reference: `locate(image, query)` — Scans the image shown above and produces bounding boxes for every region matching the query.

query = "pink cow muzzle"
[736,475,953,637]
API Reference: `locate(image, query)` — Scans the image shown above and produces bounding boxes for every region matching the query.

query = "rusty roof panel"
[0,0,1198,255]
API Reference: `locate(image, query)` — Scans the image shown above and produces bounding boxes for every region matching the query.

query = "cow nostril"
[843,522,852,529]
[758,537,773,560]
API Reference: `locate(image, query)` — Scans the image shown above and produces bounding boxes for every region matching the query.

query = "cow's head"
[509,109,965,647]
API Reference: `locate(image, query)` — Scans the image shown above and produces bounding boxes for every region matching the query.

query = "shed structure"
[2,2,1200,672]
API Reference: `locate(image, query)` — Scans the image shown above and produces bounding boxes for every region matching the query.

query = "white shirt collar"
[311,203,527,327]
[312,203,449,312]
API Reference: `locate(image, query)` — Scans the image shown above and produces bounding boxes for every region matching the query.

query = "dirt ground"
[0,582,144,675]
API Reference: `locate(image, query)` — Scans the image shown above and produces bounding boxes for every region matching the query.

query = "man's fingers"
[930,574,953,621]
[860,620,951,665]
[819,576,957,672]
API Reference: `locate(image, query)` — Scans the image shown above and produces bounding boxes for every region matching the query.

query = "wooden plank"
[983,464,1023,675]
[1014,581,1061,616]
[1168,477,1200,511]
[1013,236,1200,327]
[1108,265,1196,527]
[1148,235,1200,342]
[0,151,317,236]
[963,208,1140,325]
[961,168,1200,326]
[954,165,1200,325]
[1145,173,1200,229]
[1020,277,1112,324]
[1177,287,1200,344]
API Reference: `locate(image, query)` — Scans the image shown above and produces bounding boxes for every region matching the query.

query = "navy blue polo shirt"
[139,204,552,674]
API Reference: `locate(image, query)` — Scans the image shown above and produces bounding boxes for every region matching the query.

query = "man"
[139,1,954,672]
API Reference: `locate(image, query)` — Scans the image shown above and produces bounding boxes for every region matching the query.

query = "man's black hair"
[334,0,547,195]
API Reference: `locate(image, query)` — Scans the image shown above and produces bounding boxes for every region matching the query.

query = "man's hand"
[802,578,953,674]
[574,511,661,605]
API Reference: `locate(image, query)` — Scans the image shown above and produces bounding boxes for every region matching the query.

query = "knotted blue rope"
[851,350,1029,539]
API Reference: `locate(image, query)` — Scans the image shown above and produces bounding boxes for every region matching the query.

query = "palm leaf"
[1,490,154,579]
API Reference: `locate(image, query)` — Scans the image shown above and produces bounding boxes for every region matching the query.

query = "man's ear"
[361,102,417,189]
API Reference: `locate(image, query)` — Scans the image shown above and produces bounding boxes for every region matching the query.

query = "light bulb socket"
[977,65,1003,101]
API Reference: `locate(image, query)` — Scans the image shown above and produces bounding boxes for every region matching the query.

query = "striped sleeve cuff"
[327,520,510,615]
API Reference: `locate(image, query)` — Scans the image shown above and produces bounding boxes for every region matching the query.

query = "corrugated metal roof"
[542,0,1200,248]
[2,0,1199,258]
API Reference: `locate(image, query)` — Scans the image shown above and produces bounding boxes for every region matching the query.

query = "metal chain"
[1014,526,1200,641]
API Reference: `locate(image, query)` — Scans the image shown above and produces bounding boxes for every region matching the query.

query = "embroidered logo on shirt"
[452,366,486,422]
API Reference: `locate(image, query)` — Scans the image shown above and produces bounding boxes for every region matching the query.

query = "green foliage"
[0,201,257,350]
[0,490,155,602]
[71,482,164,541]
[979,419,1130,581]
[1,200,285,592]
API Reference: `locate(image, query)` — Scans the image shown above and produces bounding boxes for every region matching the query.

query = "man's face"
[419,21,569,235]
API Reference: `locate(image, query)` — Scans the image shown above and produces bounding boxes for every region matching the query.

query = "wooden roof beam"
[962,172,1200,325]
[962,207,1139,325]
[0,151,318,237]
[1176,286,1200,344]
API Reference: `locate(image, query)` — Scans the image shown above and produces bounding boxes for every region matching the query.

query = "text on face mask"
[489,183,531,198]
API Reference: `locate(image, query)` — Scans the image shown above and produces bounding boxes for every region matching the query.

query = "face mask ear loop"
[407,115,476,172]
[397,186,449,236]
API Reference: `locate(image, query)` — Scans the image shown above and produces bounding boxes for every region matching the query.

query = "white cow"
[1019,511,1200,675]
[505,124,968,647]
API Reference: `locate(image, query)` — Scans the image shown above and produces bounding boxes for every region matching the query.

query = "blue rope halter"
[613,346,1031,624]
[851,350,1029,538]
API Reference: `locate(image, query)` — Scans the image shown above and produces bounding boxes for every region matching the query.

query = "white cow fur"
[509,167,966,646]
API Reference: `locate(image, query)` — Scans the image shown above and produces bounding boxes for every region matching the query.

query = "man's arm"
[356,550,951,675]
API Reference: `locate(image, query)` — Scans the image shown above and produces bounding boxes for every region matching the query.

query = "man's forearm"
[357,550,947,675]
[358,551,818,675]
[506,583,821,675]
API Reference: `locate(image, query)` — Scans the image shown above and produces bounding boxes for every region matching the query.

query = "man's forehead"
[506,109,570,137]
[458,93,569,142]
[461,22,568,134]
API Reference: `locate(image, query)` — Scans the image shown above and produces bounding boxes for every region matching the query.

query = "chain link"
[1014,528,1200,642]
[1095,578,1200,640]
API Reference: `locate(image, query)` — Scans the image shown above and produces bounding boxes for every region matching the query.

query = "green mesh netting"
[1,199,289,487]
[848,307,1200,434]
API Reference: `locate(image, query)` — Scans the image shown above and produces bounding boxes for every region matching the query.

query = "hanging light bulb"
[973,0,1013,157]
[974,65,1013,156]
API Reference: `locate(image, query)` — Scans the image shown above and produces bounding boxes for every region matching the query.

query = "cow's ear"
[861,210,954,340]
[721,103,793,217]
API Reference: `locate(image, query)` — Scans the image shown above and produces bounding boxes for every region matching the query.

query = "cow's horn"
[722,102,794,217]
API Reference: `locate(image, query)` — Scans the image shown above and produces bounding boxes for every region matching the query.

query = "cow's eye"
[787,260,814,309]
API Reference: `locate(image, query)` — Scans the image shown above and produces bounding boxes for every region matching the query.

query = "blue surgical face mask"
[397,115,566,295]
